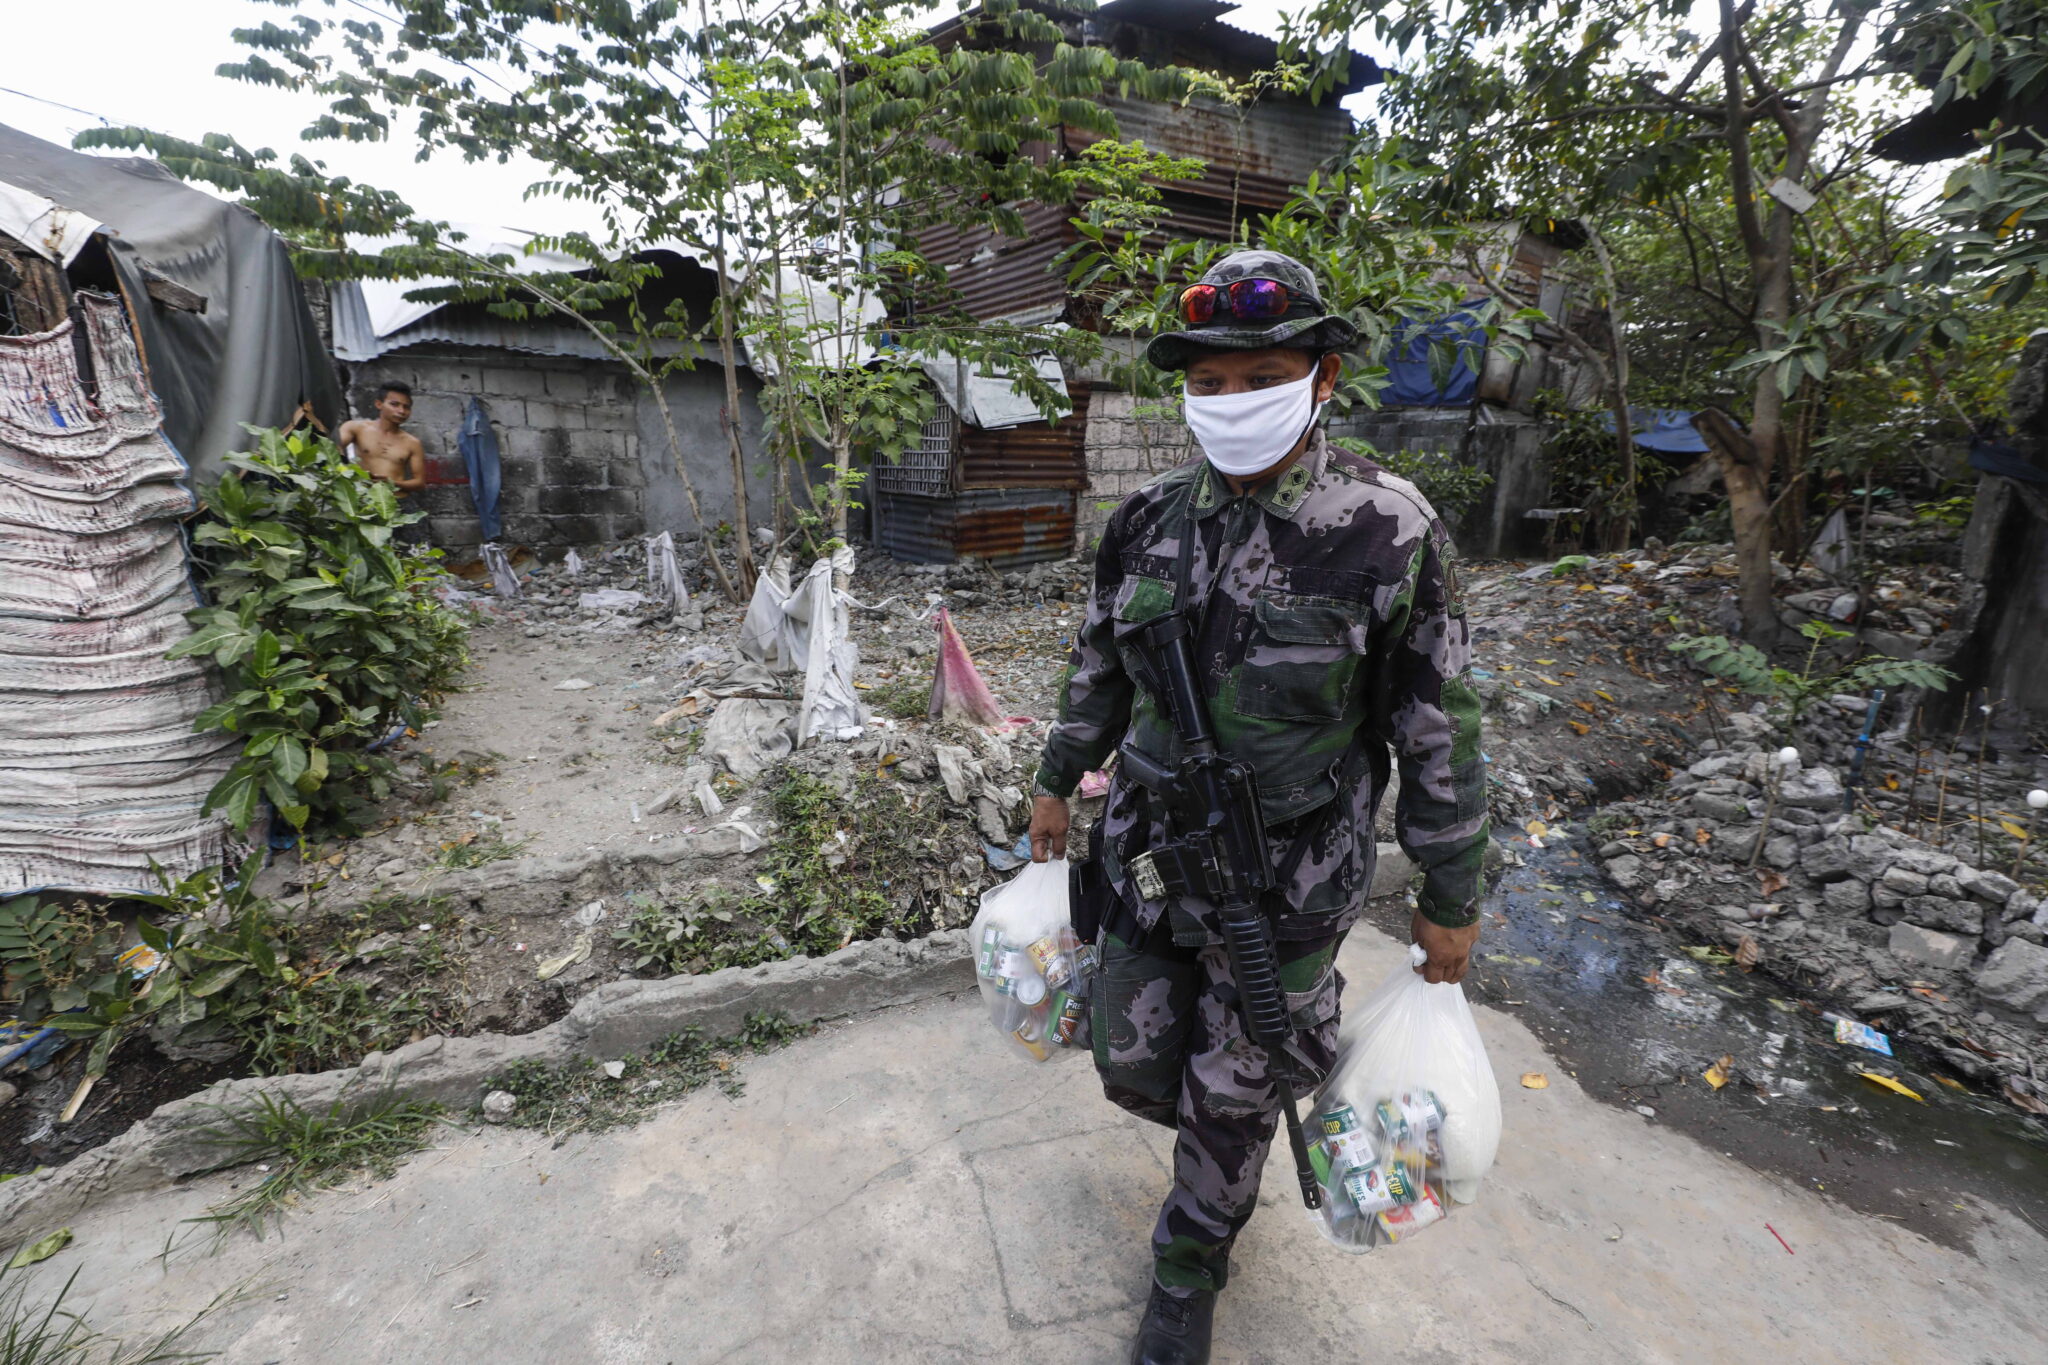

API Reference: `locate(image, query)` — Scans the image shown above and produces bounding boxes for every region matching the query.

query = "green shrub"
[1331,438,1494,522]
[1667,620,1956,723]
[171,426,469,833]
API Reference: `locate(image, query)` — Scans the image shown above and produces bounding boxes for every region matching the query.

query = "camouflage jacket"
[1035,431,1489,939]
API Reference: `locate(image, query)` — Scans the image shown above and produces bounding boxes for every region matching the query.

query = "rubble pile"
[1589,711,2048,1110]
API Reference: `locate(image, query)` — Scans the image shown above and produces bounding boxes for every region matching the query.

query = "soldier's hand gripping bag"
[966,858,1097,1063]
[1300,945,1502,1253]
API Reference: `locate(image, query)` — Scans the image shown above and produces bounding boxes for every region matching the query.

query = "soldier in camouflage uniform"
[1026,250,1489,1365]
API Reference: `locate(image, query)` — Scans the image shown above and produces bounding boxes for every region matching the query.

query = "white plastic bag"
[1301,944,1501,1252]
[966,858,1095,1063]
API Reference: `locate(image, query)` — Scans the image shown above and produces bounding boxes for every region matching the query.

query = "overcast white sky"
[0,0,1382,236]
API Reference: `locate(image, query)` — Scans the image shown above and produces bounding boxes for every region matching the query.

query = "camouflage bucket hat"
[1145,249,1360,372]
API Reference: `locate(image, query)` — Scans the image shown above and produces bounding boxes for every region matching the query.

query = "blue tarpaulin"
[458,397,504,540]
[1601,407,1712,454]
[1385,308,1486,407]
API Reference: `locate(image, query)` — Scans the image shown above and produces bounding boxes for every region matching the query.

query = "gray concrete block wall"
[1078,389,1195,553]
[343,349,645,550]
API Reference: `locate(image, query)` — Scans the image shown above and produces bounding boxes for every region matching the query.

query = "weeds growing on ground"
[866,674,932,721]
[483,1012,811,1139]
[610,766,946,976]
[185,1092,443,1241]
[434,833,529,870]
[0,1259,231,1362]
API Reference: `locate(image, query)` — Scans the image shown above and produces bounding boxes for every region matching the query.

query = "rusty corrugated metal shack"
[876,0,1378,567]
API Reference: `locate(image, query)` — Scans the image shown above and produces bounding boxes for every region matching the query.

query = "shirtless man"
[338,382,427,496]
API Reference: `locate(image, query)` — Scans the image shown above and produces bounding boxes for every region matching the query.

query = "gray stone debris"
[481,1090,519,1123]
[1975,940,2048,1021]
[1888,924,1973,972]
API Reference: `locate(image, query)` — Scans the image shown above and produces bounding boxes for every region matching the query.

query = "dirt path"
[28,929,2048,1363]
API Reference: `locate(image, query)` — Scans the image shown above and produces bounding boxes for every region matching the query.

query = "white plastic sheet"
[644,530,690,611]
[734,548,865,745]
[481,543,521,599]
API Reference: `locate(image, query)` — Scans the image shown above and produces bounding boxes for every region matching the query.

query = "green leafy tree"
[88,1,1184,586]
[1286,0,1913,640]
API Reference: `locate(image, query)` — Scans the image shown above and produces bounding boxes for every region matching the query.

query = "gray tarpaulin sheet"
[0,122,340,479]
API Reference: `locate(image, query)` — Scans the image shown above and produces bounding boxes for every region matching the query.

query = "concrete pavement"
[27,930,2048,1362]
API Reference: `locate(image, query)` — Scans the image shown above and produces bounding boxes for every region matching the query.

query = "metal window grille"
[877,391,956,497]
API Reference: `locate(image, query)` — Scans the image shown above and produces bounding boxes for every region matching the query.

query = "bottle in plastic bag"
[1302,944,1501,1252]
[967,858,1096,1063]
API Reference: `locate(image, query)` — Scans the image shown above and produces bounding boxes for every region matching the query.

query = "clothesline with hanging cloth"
[0,292,245,897]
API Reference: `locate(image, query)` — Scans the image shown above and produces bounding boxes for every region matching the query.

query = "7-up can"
[1320,1104,1361,1138]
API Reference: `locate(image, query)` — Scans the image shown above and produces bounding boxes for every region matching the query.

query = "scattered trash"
[1703,1055,1734,1090]
[984,832,1034,872]
[601,1060,627,1080]
[1856,1072,1924,1102]
[481,542,522,599]
[1765,1222,1796,1256]
[1077,766,1113,799]
[6,1228,71,1269]
[645,531,690,612]
[1824,1016,1894,1057]
[564,548,584,574]
[554,678,596,691]
[929,607,1007,728]
[572,900,609,927]
[1519,1072,1549,1089]
[535,932,594,981]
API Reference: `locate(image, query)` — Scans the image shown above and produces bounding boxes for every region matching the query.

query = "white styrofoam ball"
[2029,789,2048,811]
[1776,746,1800,767]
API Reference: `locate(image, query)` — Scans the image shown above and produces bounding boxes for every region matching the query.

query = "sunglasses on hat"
[1177,278,1294,326]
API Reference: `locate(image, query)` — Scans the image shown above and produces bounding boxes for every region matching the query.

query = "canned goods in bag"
[1014,974,1047,1007]
[1320,1104,1362,1137]
[1053,991,1088,1045]
[1010,1023,1051,1061]
[1026,936,1074,991]
[1341,1165,1400,1216]
[1323,1127,1377,1176]
[976,926,1005,979]
[1070,941,1099,985]
[1374,1184,1446,1242]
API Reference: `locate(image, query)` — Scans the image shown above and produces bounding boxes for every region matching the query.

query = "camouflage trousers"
[1090,925,1345,1295]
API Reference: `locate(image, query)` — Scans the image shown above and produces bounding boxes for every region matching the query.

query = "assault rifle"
[1117,611,1324,1211]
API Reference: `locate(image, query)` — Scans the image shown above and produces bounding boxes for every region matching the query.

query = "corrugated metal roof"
[330,279,703,363]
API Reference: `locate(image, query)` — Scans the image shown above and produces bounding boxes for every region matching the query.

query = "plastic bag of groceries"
[1300,944,1502,1253]
[967,858,1096,1063]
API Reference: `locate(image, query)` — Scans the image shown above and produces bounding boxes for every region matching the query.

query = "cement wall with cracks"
[0,928,973,1246]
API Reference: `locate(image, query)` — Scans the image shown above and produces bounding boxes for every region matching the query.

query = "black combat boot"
[1130,1282,1217,1365]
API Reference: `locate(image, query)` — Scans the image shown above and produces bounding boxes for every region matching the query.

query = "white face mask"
[1182,370,1322,478]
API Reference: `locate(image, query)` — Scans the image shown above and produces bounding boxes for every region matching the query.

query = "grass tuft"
[185,1093,443,1242]
[481,1011,812,1140]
